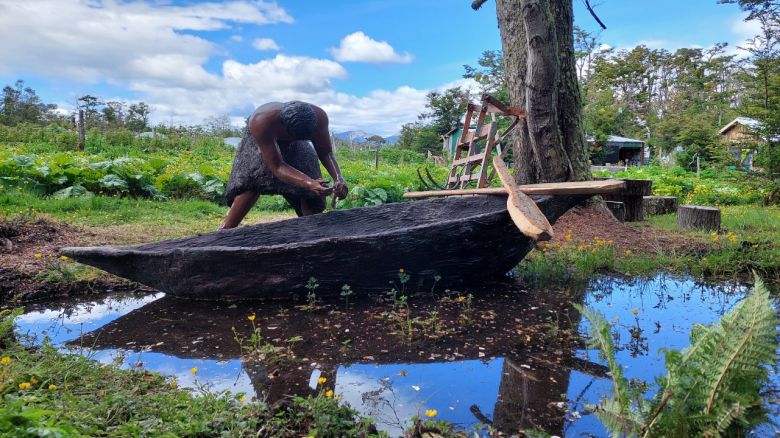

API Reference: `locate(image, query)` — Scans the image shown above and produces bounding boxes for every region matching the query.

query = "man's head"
[279,101,317,140]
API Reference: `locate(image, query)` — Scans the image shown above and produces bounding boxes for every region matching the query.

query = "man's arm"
[251,119,333,197]
[311,110,348,199]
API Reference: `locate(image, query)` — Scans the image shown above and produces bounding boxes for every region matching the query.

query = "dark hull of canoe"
[60,195,584,300]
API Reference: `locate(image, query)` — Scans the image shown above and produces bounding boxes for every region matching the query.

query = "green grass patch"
[519,205,780,285]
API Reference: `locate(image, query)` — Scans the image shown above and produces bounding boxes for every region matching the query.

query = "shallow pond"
[14,274,779,437]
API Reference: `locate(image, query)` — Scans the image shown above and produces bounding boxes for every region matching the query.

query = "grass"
[647,205,780,279]
[518,205,780,284]
[518,204,780,285]
[0,190,293,244]
[0,311,385,437]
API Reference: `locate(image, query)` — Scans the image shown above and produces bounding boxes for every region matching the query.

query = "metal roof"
[719,117,762,134]
[586,135,644,144]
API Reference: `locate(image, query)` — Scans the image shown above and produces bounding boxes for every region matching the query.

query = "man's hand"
[306,178,334,197]
[333,180,348,200]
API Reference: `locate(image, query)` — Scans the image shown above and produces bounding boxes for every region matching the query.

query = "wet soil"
[550,204,706,255]
[0,219,151,304]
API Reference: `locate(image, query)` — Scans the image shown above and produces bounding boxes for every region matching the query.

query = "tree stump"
[602,179,652,222]
[677,205,720,231]
[643,196,678,216]
[605,201,625,223]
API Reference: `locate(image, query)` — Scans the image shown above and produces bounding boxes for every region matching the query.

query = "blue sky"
[0,0,756,135]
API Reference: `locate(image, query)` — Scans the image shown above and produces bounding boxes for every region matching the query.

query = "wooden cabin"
[587,135,646,166]
[719,117,763,170]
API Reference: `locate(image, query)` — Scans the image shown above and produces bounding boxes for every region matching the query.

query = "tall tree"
[418,87,469,136]
[0,80,58,126]
[473,0,590,184]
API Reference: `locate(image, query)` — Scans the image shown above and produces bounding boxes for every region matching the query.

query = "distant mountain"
[334,130,401,146]
[334,130,372,143]
[384,135,400,145]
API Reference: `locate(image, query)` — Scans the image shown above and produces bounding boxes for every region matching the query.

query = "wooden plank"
[451,153,489,167]
[476,123,499,188]
[492,156,553,241]
[402,180,626,199]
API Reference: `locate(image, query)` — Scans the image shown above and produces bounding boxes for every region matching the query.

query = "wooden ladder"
[446,94,524,189]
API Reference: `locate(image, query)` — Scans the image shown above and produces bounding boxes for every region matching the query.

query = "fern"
[577,276,778,438]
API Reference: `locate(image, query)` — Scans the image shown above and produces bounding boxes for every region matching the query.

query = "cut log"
[493,156,553,241]
[402,180,626,199]
[677,205,721,231]
[643,196,678,216]
[605,201,625,223]
[602,179,652,222]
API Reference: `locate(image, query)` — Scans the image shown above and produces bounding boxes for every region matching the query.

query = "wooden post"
[78,109,86,151]
[696,155,701,179]
[602,179,652,222]
[643,196,678,216]
[678,205,720,231]
[605,201,625,222]
[374,148,379,170]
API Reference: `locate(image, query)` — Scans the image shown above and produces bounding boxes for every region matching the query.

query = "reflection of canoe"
[61,195,583,300]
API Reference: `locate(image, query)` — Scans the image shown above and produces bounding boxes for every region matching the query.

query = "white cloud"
[231,35,243,42]
[252,37,280,51]
[330,31,413,64]
[0,1,466,135]
[728,13,764,57]
[0,0,292,86]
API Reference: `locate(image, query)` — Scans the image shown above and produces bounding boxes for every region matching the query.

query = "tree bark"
[495,0,590,184]
[643,196,678,216]
[677,205,721,231]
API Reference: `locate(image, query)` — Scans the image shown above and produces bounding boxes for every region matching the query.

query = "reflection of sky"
[565,275,760,437]
[13,275,778,437]
[87,349,255,397]
[15,294,163,345]
[335,359,502,436]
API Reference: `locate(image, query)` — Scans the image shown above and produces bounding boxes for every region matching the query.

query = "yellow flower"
[19,382,31,390]
[59,255,68,261]
[247,314,256,322]
[425,409,438,418]
[34,253,43,259]
[317,376,327,385]
[454,296,466,303]
[97,389,106,397]
[399,268,405,273]
[170,380,178,389]
[325,389,334,398]
[711,232,719,242]
[30,377,38,385]
[624,249,633,256]
[565,230,572,242]
[239,396,246,403]
[190,367,198,374]
[0,356,11,366]
[632,309,639,315]
[48,384,57,391]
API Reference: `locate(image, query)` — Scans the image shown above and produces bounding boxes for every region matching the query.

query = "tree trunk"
[678,205,721,231]
[605,201,625,222]
[78,109,86,151]
[643,196,678,216]
[495,0,590,184]
[602,179,652,222]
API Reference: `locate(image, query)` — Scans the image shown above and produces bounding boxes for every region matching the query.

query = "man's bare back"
[221,101,348,229]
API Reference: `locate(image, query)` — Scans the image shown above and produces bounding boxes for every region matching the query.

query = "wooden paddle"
[492,156,554,241]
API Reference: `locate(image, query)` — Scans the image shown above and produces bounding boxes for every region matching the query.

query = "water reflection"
[13,274,777,437]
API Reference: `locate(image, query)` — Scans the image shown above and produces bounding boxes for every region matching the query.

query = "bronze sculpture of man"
[221,101,348,229]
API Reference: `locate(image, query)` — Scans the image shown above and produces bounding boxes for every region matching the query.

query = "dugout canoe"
[60,195,584,300]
